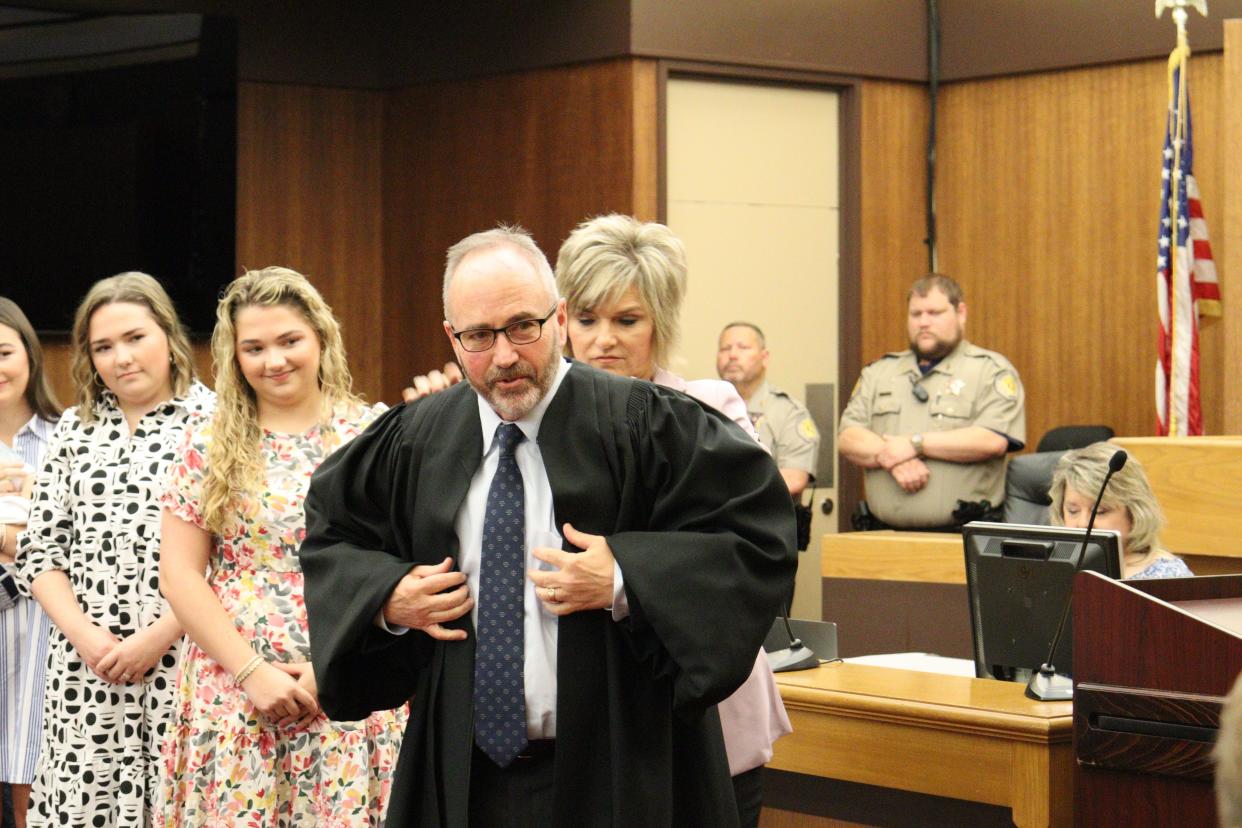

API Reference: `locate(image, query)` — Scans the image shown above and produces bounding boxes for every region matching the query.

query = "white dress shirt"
[456,359,571,739]
[382,359,631,739]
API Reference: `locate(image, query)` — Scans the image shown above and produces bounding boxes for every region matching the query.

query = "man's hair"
[556,214,686,368]
[720,321,766,349]
[908,273,964,306]
[1048,441,1165,557]
[442,225,557,322]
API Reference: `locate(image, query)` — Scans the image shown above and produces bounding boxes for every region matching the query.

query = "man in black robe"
[299,227,796,827]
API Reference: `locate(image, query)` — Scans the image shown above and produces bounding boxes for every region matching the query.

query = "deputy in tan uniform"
[717,321,819,497]
[839,274,1025,530]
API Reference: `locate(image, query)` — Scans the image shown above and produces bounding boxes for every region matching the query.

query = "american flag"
[1156,54,1220,437]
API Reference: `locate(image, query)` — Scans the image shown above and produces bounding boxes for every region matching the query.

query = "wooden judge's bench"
[761,437,1242,826]
[821,437,1242,659]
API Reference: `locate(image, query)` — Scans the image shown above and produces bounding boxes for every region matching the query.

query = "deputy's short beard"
[911,331,962,361]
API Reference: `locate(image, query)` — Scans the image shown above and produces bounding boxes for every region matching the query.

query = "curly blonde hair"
[70,272,196,424]
[200,267,360,534]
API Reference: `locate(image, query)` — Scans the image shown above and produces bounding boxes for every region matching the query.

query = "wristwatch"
[910,432,925,457]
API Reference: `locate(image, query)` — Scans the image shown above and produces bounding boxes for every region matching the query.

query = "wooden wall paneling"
[935,56,1224,447]
[630,59,660,222]
[42,82,386,405]
[857,80,930,366]
[1225,20,1242,434]
[845,79,929,527]
[381,58,659,388]
[235,82,388,402]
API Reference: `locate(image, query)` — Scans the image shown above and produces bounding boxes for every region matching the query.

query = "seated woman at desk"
[1048,441,1193,580]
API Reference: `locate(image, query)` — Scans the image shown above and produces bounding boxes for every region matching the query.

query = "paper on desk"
[844,652,977,677]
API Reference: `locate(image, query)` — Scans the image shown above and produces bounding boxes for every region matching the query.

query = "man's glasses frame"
[450,305,558,353]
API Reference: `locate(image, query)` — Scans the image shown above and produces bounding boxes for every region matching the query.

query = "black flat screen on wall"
[0,9,236,335]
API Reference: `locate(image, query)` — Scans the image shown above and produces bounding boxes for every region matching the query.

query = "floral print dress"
[157,403,406,827]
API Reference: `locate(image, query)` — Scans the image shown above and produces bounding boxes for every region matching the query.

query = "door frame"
[656,61,863,532]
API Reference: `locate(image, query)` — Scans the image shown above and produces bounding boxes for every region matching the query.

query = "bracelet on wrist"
[234,654,266,685]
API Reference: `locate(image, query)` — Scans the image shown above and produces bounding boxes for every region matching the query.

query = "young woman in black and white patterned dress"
[14,273,214,827]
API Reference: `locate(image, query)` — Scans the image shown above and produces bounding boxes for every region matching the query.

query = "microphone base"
[1025,665,1074,701]
[767,645,819,673]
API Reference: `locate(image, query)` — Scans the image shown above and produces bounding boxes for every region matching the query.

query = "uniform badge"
[797,417,819,442]
[948,378,965,396]
[995,373,1019,399]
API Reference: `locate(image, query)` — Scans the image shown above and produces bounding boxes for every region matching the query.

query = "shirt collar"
[903,340,969,377]
[475,358,572,454]
[95,380,212,419]
[15,413,54,442]
[651,366,685,392]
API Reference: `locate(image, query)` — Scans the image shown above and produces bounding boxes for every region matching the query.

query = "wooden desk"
[821,532,971,656]
[821,530,963,583]
[771,663,1073,827]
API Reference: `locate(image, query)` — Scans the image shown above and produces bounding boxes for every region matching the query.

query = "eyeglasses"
[451,305,558,353]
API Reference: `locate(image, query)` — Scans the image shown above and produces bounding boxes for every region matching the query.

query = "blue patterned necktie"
[473,422,529,767]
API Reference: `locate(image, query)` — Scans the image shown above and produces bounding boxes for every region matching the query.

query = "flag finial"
[1156,0,1208,46]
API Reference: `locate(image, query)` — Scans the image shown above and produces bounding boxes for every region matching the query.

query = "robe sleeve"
[299,404,429,720]
[608,385,797,711]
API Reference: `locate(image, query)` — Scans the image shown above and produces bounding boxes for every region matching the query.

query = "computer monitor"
[963,521,1123,682]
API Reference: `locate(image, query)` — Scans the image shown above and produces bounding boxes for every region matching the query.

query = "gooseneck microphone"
[766,602,819,672]
[1025,449,1128,701]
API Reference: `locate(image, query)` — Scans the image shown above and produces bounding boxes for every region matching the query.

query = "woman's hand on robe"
[529,523,616,616]
[384,556,473,641]
[401,362,462,402]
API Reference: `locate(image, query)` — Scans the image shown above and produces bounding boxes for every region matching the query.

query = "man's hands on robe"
[529,523,615,616]
[383,557,473,640]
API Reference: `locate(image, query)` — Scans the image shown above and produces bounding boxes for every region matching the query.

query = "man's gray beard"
[475,346,560,421]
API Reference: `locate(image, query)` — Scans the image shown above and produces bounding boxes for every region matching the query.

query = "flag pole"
[1155,0,1208,436]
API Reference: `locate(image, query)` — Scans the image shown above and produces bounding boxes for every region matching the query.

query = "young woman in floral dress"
[157,268,405,826]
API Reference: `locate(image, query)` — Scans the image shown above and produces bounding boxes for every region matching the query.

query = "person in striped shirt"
[0,298,60,828]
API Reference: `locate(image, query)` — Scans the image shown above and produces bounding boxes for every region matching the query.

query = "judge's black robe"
[299,362,796,827]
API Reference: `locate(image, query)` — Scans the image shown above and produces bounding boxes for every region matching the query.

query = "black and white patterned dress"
[14,382,214,827]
